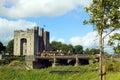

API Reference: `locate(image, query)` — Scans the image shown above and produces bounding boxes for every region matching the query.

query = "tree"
[114,44,120,54]
[84,48,100,54]
[50,41,74,53]
[84,48,91,54]
[67,44,74,53]
[6,39,14,55]
[108,33,120,54]
[74,45,83,54]
[84,0,120,80]
[91,48,100,54]
[60,44,69,52]
[50,41,62,51]
[0,41,6,54]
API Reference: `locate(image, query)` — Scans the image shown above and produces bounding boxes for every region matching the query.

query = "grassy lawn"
[0,65,120,80]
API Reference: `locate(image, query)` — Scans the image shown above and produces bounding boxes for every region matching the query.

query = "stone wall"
[14,26,50,56]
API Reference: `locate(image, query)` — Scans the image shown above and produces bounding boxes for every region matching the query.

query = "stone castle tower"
[14,26,49,56]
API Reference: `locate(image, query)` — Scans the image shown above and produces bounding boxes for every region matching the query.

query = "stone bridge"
[25,54,94,69]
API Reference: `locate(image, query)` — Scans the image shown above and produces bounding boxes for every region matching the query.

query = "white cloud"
[50,36,56,43]
[58,38,65,43]
[50,36,65,43]
[70,31,98,48]
[0,18,36,45]
[69,30,120,54]
[0,0,92,18]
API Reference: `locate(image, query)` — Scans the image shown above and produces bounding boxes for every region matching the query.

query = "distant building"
[14,26,50,56]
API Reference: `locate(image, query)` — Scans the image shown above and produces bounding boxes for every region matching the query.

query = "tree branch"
[102,28,116,39]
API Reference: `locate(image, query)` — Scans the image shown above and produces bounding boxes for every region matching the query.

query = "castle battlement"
[27,28,34,31]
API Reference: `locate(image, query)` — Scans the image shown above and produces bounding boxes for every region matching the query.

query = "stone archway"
[20,38,27,55]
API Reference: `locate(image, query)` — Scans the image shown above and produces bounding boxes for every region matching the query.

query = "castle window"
[25,50,27,54]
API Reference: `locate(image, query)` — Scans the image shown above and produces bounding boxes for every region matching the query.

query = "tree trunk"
[99,0,106,80]
[99,29,103,80]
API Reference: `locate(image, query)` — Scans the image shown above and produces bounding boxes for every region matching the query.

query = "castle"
[14,26,49,56]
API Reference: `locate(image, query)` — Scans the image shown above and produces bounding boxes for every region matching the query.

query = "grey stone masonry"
[14,26,50,56]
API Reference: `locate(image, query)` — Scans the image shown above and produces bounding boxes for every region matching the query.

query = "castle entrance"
[20,38,27,55]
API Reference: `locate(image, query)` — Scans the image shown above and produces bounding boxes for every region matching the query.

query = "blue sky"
[37,13,93,41]
[0,0,119,53]
[25,9,93,43]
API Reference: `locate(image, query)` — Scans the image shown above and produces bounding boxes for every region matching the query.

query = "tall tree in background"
[6,39,14,55]
[84,0,120,80]
[0,41,6,54]
[67,44,74,53]
[84,48,100,54]
[49,41,62,51]
[50,41,84,54]
[74,45,83,54]
[50,41,74,53]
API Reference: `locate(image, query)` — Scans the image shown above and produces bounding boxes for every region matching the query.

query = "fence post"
[74,54,79,67]
[52,53,56,67]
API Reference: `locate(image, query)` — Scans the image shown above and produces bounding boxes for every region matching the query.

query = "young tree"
[108,33,120,54]
[114,44,120,54]
[84,0,120,80]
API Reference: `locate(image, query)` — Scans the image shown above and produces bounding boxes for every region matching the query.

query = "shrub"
[0,59,9,65]
[106,61,120,72]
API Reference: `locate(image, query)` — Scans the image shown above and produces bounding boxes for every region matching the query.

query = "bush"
[106,61,120,72]
[0,59,9,65]
[0,56,25,66]
[4,56,25,62]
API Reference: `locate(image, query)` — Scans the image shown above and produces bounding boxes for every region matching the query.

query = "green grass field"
[0,65,120,80]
